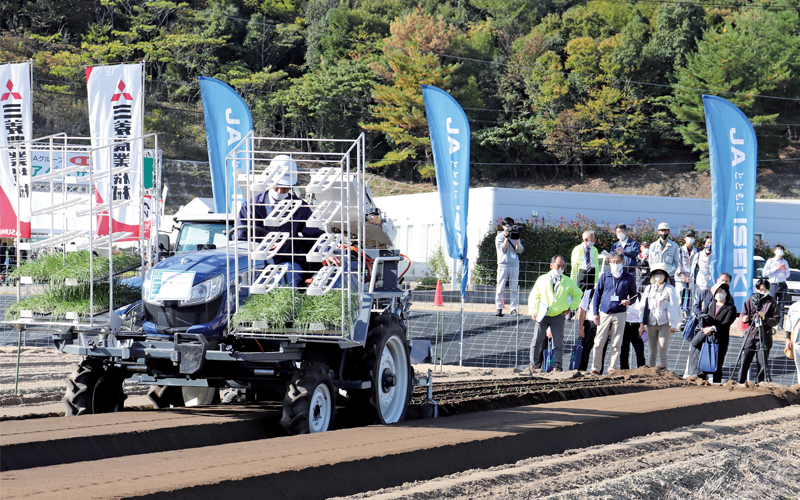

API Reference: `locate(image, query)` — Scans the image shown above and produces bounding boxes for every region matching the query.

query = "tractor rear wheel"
[63,360,126,416]
[280,362,336,435]
[350,312,412,425]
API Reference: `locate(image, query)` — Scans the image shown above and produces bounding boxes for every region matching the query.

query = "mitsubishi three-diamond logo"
[1,80,23,101]
[111,80,133,102]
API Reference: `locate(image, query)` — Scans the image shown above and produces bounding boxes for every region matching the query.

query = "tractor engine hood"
[152,246,252,285]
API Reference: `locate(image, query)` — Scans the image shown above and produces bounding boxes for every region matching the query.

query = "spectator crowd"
[494,220,798,383]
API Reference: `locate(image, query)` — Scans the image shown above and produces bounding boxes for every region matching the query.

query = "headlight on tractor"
[180,274,225,307]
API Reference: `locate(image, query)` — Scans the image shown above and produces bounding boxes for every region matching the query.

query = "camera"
[507,225,521,240]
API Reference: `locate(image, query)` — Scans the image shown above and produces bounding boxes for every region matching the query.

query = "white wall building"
[375,187,800,279]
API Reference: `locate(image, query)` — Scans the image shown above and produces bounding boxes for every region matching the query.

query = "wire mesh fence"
[407,259,799,386]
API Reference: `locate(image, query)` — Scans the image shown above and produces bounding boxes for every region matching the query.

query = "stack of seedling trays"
[233,289,360,338]
[5,251,142,325]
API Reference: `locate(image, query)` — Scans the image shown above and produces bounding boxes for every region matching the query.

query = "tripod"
[730,311,773,383]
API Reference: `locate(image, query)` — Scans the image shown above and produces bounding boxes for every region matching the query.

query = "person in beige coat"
[637,262,681,368]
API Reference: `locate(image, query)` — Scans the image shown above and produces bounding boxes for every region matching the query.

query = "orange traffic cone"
[433,279,444,306]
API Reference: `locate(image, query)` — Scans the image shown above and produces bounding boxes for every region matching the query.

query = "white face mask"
[610,263,623,276]
[553,269,564,277]
[616,233,626,241]
[715,292,726,302]
[642,248,649,257]
[586,241,594,247]
[686,238,695,245]
[775,249,784,257]
[654,274,665,284]
[269,189,289,201]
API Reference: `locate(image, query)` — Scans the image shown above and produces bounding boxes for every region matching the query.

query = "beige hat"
[649,262,669,283]
[710,282,730,296]
[657,222,670,231]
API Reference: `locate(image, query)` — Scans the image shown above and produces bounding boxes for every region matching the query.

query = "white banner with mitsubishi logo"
[0,61,33,238]
[86,62,144,237]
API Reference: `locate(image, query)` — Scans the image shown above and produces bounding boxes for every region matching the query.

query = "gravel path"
[337,405,800,500]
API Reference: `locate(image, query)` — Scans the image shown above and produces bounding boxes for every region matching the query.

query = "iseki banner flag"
[703,95,757,310]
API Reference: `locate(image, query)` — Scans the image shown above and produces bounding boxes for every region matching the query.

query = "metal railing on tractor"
[2,133,160,345]
[225,133,404,347]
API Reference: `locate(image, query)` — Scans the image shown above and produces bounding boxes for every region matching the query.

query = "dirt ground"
[336,404,800,500]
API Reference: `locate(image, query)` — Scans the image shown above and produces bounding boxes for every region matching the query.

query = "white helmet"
[270,155,298,187]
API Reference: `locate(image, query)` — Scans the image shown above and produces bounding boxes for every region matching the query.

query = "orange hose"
[399,253,412,278]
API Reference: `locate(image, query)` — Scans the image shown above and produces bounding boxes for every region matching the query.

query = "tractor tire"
[63,360,126,416]
[279,362,336,435]
[350,312,412,425]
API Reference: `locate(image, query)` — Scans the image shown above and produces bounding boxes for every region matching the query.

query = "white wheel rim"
[378,335,409,424]
[182,387,217,407]
[308,383,332,433]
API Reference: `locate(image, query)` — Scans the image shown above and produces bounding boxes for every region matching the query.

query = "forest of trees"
[1,0,799,184]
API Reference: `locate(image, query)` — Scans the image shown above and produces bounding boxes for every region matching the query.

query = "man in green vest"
[529,255,584,372]
[571,230,599,291]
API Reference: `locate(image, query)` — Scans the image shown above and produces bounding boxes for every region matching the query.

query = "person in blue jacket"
[590,252,639,375]
[610,223,640,275]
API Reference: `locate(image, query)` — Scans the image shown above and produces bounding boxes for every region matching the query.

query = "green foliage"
[233,289,359,331]
[472,215,706,285]
[10,251,141,283]
[427,244,451,283]
[6,283,141,320]
[1,0,797,182]
[669,6,800,170]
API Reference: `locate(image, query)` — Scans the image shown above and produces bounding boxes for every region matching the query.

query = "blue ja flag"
[703,95,757,310]
[199,76,253,213]
[421,85,470,299]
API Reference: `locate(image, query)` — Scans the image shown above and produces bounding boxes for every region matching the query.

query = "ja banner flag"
[199,76,253,214]
[703,95,756,310]
[422,85,470,299]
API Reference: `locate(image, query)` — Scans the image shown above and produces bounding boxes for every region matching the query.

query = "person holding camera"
[571,230,599,291]
[686,282,737,382]
[495,217,524,317]
[736,278,781,384]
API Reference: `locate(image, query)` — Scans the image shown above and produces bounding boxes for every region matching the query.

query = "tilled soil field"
[337,405,800,500]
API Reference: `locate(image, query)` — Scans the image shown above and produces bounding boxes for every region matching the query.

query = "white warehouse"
[375,187,800,279]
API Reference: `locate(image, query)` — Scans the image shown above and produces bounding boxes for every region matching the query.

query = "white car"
[786,268,800,304]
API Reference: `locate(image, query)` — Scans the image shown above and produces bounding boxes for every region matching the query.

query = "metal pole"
[14,328,22,395]
[452,257,458,292]
[459,298,464,366]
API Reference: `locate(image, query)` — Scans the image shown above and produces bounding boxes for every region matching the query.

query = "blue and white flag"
[422,85,470,299]
[703,95,757,310]
[199,76,253,214]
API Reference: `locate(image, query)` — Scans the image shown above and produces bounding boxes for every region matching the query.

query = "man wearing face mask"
[610,224,640,275]
[529,255,583,372]
[570,230,599,291]
[737,279,781,383]
[636,241,651,292]
[237,155,323,286]
[763,244,790,331]
[695,236,713,302]
[589,252,638,375]
[676,230,700,321]
[649,222,686,287]
[495,217,524,317]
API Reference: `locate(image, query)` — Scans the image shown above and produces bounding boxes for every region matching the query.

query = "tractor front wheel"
[63,360,126,416]
[280,362,336,435]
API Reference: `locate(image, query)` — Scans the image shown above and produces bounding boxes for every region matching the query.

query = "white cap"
[270,155,298,187]
[657,222,670,231]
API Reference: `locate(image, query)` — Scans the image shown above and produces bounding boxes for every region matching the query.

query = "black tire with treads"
[280,362,336,435]
[63,359,125,416]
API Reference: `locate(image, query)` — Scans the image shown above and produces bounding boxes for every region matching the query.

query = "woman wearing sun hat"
[687,281,737,382]
[637,262,680,369]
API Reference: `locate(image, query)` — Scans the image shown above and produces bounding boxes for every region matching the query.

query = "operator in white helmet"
[237,155,323,286]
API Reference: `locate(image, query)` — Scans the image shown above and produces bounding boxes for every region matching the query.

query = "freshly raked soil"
[335,404,800,500]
